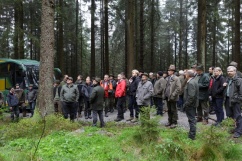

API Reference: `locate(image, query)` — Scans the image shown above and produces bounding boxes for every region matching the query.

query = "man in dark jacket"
[224,66,242,138]
[127,69,140,121]
[60,77,79,121]
[153,71,166,115]
[53,80,62,114]
[196,65,210,125]
[75,75,86,118]
[15,83,27,117]
[184,70,199,140]
[90,77,105,127]
[7,87,19,121]
[84,76,93,119]
[26,84,37,117]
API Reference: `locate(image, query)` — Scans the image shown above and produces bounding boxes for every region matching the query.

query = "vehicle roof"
[0,58,40,66]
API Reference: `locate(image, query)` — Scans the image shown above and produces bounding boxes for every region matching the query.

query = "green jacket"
[60,84,79,102]
[197,73,210,100]
[184,77,199,109]
[153,77,167,98]
[90,85,105,110]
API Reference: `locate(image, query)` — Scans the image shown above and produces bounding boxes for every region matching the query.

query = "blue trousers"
[212,98,224,123]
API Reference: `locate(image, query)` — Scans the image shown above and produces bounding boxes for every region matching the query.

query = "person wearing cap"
[153,71,167,116]
[109,74,117,113]
[15,83,27,117]
[229,61,242,78]
[53,80,62,114]
[90,77,105,127]
[26,84,37,117]
[7,87,20,121]
[183,69,199,140]
[196,65,210,125]
[133,72,154,123]
[164,65,181,128]
[114,73,127,122]
[60,77,79,121]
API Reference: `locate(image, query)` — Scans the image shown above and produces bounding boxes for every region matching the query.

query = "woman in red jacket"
[114,73,126,122]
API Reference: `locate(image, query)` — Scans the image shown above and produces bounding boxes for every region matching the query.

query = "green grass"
[0,114,242,161]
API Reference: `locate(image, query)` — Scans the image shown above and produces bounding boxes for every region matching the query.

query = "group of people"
[6,61,242,140]
[5,84,37,121]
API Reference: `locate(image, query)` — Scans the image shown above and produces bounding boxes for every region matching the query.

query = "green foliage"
[0,113,79,146]
[133,107,160,143]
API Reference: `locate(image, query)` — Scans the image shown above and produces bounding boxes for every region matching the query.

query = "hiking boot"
[196,117,203,122]
[170,124,177,129]
[88,116,92,119]
[165,122,172,127]
[202,119,208,125]
[110,109,114,113]
[85,116,88,119]
[131,118,138,123]
[126,117,134,121]
[114,118,123,122]
[105,114,108,117]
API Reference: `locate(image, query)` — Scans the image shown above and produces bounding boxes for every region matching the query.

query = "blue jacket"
[7,92,19,107]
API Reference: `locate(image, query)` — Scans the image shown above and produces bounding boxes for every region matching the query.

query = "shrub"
[133,106,160,143]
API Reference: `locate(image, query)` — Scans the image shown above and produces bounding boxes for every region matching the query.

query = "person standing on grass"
[224,66,242,138]
[114,73,126,122]
[153,71,166,116]
[7,87,19,121]
[26,84,37,117]
[90,77,105,127]
[164,65,181,129]
[209,67,225,126]
[60,77,79,121]
[183,70,199,140]
[133,73,153,123]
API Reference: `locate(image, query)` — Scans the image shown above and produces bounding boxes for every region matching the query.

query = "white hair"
[132,69,139,75]
[179,70,184,75]
[227,66,237,72]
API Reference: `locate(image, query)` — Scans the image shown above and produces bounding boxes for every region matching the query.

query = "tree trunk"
[38,0,55,117]
[185,0,188,69]
[90,0,96,77]
[100,0,104,76]
[197,0,206,67]
[14,0,19,59]
[178,0,183,70]
[127,0,135,76]
[75,0,78,77]
[104,0,109,74]
[150,0,155,72]
[212,16,216,67]
[234,0,240,69]
[58,0,64,74]
[139,0,144,71]
[19,0,24,59]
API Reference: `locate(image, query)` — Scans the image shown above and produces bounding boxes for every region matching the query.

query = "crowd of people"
[4,60,242,140]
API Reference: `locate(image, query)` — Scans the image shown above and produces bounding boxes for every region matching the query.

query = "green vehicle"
[0,58,62,97]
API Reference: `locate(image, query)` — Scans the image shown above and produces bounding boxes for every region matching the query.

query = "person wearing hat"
[15,83,27,117]
[133,72,154,123]
[114,73,127,122]
[90,77,105,127]
[164,65,181,128]
[53,80,62,115]
[26,84,37,117]
[153,71,167,116]
[109,74,117,113]
[196,65,210,125]
[229,61,242,78]
[60,77,79,121]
